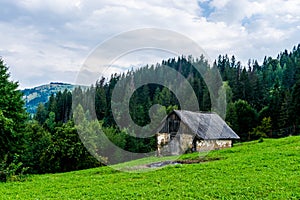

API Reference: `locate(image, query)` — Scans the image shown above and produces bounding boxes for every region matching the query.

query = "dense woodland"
[1,44,300,181]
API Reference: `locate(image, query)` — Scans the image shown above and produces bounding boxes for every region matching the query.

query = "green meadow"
[1,136,300,199]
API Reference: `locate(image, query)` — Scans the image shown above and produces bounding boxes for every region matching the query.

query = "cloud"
[0,0,299,88]
[203,0,300,60]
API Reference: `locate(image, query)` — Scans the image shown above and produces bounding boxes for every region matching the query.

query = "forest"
[1,44,300,182]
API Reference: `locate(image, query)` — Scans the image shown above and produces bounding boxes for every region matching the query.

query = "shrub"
[0,154,28,182]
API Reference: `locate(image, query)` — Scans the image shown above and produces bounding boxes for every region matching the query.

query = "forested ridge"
[1,44,300,181]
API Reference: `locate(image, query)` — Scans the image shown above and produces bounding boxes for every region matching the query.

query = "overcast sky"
[1,0,299,88]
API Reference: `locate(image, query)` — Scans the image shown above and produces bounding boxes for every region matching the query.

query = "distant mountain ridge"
[22,82,85,115]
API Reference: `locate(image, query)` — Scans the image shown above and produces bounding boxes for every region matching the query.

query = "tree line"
[1,44,300,181]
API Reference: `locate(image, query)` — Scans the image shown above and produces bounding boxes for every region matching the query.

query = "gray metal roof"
[172,110,240,140]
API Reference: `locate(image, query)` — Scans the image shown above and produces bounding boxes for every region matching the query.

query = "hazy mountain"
[22,82,86,115]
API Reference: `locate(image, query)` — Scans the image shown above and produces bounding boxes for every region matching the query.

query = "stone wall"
[157,132,193,156]
[157,131,232,156]
[195,139,232,151]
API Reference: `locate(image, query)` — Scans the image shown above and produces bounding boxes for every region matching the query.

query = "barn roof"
[168,110,240,140]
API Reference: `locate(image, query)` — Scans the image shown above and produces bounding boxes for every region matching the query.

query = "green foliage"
[291,80,300,125]
[250,117,272,139]
[22,121,52,174]
[0,110,14,157]
[104,127,126,150]
[40,120,100,173]
[103,127,127,162]
[0,59,27,180]
[42,89,73,124]
[166,105,178,114]
[73,104,109,164]
[45,111,56,133]
[23,111,101,174]
[0,154,28,182]
[34,103,48,124]
[226,100,258,141]
[0,60,26,123]
[95,77,107,120]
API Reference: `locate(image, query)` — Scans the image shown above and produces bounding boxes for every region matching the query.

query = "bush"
[250,117,272,140]
[39,121,101,173]
[0,154,28,182]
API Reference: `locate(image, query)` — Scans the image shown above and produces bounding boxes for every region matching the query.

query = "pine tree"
[95,77,107,120]
[0,59,27,160]
[291,80,300,126]
[35,103,48,124]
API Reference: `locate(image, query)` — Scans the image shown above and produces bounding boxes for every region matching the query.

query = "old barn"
[157,110,240,156]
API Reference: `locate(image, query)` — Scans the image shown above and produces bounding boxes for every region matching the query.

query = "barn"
[156,110,240,156]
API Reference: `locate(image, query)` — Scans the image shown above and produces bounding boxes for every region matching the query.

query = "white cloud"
[16,0,82,14]
[0,0,299,88]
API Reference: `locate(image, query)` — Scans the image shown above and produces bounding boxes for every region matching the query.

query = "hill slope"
[1,136,300,199]
[22,82,85,115]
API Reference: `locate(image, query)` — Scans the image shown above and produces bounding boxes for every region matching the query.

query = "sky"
[0,0,299,89]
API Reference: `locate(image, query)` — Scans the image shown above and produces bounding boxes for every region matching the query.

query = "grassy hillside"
[1,136,300,199]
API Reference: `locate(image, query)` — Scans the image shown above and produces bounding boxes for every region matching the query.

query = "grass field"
[1,136,300,199]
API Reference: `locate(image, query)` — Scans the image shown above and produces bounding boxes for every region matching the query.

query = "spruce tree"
[0,59,27,160]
